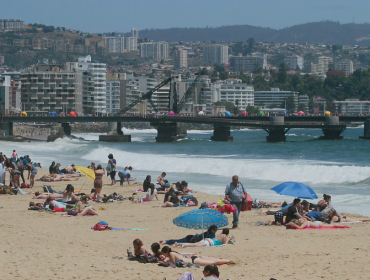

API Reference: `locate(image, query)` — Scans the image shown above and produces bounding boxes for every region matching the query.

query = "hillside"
[138,21,370,46]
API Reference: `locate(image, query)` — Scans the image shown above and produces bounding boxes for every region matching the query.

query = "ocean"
[2,126,370,216]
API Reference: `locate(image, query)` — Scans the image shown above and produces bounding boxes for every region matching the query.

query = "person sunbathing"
[159,246,236,266]
[41,174,80,182]
[328,211,370,223]
[287,219,348,229]
[132,184,158,203]
[66,196,98,216]
[172,229,234,248]
[132,239,150,257]
[159,225,218,245]
[33,192,63,199]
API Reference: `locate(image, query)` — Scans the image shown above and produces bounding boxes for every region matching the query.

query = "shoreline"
[0,167,369,279]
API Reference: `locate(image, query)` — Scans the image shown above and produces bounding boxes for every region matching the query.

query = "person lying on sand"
[33,192,64,199]
[328,210,370,223]
[66,196,98,216]
[132,184,158,203]
[287,219,348,229]
[158,246,236,266]
[41,174,80,181]
[159,225,218,245]
[172,229,234,248]
[132,239,150,257]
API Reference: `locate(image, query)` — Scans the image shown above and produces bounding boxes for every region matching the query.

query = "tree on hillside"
[277,62,287,84]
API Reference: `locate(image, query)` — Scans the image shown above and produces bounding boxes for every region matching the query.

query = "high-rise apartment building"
[20,65,82,113]
[77,55,107,113]
[289,55,304,70]
[0,19,24,30]
[203,44,228,65]
[230,55,264,72]
[125,37,137,51]
[334,59,353,76]
[103,36,125,53]
[131,28,139,38]
[140,42,169,58]
[0,55,4,64]
[1,71,21,110]
[219,80,254,111]
[0,76,11,113]
[254,88,298,110]
[174,49,188,69]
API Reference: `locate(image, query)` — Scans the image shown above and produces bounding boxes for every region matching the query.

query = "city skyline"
[3,0,369,34]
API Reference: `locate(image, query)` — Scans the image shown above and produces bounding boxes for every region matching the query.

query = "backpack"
[93,223,111,231]
[21,183,30,188]
[17,160,23,171]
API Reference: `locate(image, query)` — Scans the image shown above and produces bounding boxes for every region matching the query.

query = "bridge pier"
[320,117,344,140]
[154,122,178,142]
[359,119,370,140]
[210,125,233,141]
[99,122,131,142]
[265,128,289,142]
[0,122,13,135]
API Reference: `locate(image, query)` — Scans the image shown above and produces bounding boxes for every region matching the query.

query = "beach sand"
[1,168,369,280]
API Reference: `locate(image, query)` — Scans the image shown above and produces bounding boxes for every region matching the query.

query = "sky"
[2,0,369,33]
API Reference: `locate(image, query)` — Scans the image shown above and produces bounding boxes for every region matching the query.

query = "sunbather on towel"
[41,174,80,181]
[172,229,234,248]
[132,239,150,257]
[159,246,236,266]
[67,196,98,216]
[287,219,348,229]
[328,211,370,223]
[33,192,64,199]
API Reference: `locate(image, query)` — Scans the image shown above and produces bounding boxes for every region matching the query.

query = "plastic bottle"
[127,247,133,257]
[230,234,236,244]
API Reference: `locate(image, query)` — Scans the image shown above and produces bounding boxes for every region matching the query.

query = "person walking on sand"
[225,175,247,229]
[94,165,105,201]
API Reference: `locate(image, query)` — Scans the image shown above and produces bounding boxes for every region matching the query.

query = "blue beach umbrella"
[271,181,318,199]
[225,111,232,117]
[173,209,228,236]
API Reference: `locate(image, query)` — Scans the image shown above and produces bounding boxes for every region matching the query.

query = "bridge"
[1,115,369,142]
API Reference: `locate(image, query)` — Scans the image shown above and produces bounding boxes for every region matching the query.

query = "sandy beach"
[0,167,369,280]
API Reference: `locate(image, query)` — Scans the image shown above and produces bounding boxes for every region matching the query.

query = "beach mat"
[286,225,349,230]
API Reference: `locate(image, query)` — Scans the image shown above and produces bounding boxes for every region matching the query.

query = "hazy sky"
[3,0,368,33]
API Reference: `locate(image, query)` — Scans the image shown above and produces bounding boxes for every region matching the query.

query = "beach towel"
[286,225,349,230]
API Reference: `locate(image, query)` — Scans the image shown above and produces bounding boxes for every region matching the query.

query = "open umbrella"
[271,181,318,199]
[74,166,95,181]
[173,209,228,237]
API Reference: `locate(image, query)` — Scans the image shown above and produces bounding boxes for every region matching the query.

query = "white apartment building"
[174,49,188,69]
[78,55,107,113]
[103,36,125,53]
[140,42,169,58]
[0,19,24,30]
[131,28,139,38]
[333,99,370,115]
[203,44,228,65]
[20,67,82,113]
[125,37,138,51]
[0,76,11,113]
[289,55,304,70]
[334,59,354,76]
[106,80,121,114]
[254,88,298,110]
[219,80,254,111]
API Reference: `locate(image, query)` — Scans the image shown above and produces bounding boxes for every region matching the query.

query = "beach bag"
[274,212,284,225]
[21,183,30,188]
[199,202,207,209]
[138,253,157,264]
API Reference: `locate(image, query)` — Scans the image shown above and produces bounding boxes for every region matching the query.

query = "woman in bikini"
[172,229,234,248]
[159,246,236,266]
[287,219,348,229]
[62,184,79,204]
[67,196,98,216]
[93,165,105,201]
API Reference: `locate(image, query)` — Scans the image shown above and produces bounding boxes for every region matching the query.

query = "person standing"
[225,175,247,229]
[94,165,105,201]
[0,155,5,185]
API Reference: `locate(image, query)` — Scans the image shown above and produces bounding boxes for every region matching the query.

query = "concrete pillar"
[99,122,131,142]
[320,117,344,140]
[210,125,233,142]
[269,116,284,125]
[62,123,71,137]
[177,122,187,138]
[360,119,370,140]
[155,122,178,142]
[265,128,288,142]
[0,122,13,135]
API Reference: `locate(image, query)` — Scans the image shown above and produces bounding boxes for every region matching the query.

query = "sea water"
[1,126,369,216]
